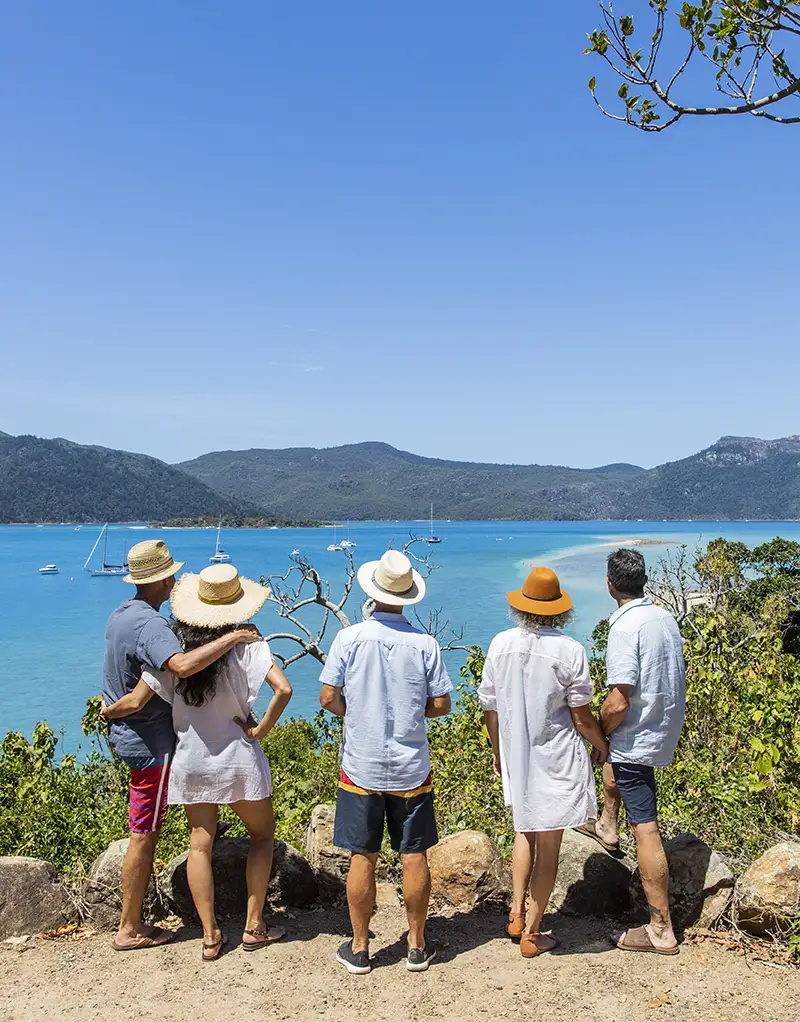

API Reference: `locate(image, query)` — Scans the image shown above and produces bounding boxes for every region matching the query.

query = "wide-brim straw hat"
[123,539,184,585]
[357,550,426,607]
[170,563,270,627]
[507,566,573,616]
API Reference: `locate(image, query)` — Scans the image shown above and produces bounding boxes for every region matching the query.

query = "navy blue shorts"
[611,763,658,824]
[333,770,439,855]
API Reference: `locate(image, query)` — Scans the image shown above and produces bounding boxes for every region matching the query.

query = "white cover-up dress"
[142,640,274,805]
[478,626,598,833]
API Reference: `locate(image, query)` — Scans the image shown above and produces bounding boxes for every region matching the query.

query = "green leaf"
[588,77,597,93]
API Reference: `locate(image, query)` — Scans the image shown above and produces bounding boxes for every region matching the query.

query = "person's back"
[606,597,686,767]
[323,611,448,791]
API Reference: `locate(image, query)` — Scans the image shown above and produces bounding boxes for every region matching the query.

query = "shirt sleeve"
[566,644,592,708]
[319,631,346,688]
[246,640,274,710]
[425,642,453,698]
[477,653,497,711]
[606,625,640,689]
[142,667,175,705]
[137,616,182,672]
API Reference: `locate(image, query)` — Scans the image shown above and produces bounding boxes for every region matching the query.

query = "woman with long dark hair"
[102,564,292,961]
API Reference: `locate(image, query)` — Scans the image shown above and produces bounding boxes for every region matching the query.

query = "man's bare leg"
[596,762,621,846]
[347,852,378,954]
[116,831,170,947]
[401,853,431,951]
[626,820,676,950]
[510,832,534,920]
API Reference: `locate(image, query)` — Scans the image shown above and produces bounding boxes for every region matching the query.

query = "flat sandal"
[242,924,286,951]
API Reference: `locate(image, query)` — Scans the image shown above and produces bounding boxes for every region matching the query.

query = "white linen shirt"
[478,626,597,833]
[142,640,274,805]
[319,612,453,792]
[605,598,686,767]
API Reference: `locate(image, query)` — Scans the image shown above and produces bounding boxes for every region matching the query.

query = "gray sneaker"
[336,940,371,975]
[406,942,436,972]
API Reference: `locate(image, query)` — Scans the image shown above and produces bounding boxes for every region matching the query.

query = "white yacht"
[39,564,59,575]
[209,521,231,564]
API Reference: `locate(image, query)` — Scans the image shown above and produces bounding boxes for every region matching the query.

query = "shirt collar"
[371,611,411,627]
[609,596,652,625]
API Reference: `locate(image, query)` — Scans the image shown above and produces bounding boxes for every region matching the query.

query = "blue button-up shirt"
[319,612,452,791]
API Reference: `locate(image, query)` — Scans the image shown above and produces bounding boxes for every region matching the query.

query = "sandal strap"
[244,928,269,938]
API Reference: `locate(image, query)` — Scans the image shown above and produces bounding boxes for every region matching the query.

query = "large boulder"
[630,833,733,930]
[0,857,75,938]
[305,804,350,877]
[735,841,800,935]
[428,831,509,909]
[549,829,632,917]
[161,838,318,919]
[82,839,166,930]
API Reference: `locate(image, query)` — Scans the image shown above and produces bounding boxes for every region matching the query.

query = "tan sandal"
[242,925,286,951]
[520,931,560,958]
[614,925,679,956]
[202,930,228,962]
[506,912,525,939]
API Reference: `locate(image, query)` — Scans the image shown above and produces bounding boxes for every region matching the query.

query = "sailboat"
[327,524,343,552]
[209,520,231,564]
[85,524,129,577]
[427,503,441,544]
[339,521,357,549]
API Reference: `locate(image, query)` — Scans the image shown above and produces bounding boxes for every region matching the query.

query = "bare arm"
[101,678,155,720]
[600,685,632,737]
[320,683,346,717]
[570,704,609,765]
[425,694,451,718]
[483,708,502,776]
[165,625,261,679]
[235,662,293,741]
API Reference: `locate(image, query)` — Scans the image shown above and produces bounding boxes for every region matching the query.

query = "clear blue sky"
[2,2,798,468]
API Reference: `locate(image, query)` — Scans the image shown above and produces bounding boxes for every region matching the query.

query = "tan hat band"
[371,571,414,597]
[129,554,175,580]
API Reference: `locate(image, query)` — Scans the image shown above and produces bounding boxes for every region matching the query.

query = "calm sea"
[2,520,799,753]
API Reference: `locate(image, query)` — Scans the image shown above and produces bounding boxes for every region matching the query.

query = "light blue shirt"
[319,612,453,791]
[606,598,686,768]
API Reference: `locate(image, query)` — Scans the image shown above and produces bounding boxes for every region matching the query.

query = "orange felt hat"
[506,566,573,616]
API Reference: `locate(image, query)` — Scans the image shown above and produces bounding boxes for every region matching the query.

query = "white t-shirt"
[142,640,274,804]
[478,626,597,833]
[606,598,686,767]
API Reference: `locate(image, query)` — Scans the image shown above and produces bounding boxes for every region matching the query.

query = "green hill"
[176,436,800,521]
[0,433,257,523]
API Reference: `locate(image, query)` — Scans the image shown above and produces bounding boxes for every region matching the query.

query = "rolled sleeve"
[566,645,592,708]
[425,642,453,698]
[137,617,182,672]
[319,632,346,688]
[142,667,174,705]
[606,627,640,689]
[477,656,497,712]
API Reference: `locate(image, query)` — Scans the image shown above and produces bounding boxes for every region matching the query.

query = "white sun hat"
[170,563,270,627]
[356,550,426,607]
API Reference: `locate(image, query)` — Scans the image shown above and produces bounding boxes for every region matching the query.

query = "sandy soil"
[1,905,797,1022]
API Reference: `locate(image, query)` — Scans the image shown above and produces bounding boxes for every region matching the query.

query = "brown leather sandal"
[506,912,525,939]
[520,931,560,958]
[614,925,679,956]
[242,924,286,951]
[202,931,228,962]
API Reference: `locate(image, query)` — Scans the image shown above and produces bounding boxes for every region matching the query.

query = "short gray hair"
[511,607,574,632]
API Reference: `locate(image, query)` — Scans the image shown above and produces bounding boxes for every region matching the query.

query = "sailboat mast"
[102,524,109,568]
[83,524,106,571]
[430,502,434,539]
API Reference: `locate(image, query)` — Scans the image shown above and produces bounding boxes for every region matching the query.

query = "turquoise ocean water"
[2,519,800,753]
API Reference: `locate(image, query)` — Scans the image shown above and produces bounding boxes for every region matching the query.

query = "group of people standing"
[99,536,685,973]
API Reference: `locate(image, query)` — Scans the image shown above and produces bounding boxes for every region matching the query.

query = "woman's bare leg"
[231,798,282,944]
[525,830,564,951]
[185,803,221,948]
[511,832,535,918]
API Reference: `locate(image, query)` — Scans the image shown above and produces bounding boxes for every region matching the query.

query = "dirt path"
[1,906,797,1022]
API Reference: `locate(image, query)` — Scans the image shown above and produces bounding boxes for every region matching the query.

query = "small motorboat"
[39,564,59,574]
[291,548,301,556]
[327,543,343,552]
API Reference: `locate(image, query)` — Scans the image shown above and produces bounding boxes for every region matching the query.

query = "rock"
[735,841,800,935]
[305,804,350,878]
[161,838,318,919]
[82,839,166,930]
[549,830,632,917]
[630,833,733,929]
[0,857,75,939]
[428,831,509,909]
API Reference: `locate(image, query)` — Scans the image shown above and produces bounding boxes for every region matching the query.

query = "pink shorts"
[128,756,171,833]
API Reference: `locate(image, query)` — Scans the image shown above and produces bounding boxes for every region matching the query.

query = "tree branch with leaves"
[586,1,800,130]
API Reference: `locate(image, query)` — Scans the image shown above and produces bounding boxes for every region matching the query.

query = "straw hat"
[170,563,269,627]
[357,550,426,607]
[123,539,184,585]
[507,566,573,616]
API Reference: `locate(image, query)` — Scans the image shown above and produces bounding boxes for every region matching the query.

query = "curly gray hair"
[510,607,574,632]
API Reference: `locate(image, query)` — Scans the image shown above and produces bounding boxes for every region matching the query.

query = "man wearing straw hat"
[101,539,261,951]
[319,550,453,975]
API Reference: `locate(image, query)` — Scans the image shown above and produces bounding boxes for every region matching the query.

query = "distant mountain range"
[2,431,799,523]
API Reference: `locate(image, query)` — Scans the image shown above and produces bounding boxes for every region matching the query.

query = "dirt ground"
[1,905,797,1022]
